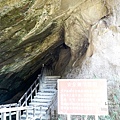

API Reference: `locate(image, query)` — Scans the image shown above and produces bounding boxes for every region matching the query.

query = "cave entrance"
[4,43,71,104]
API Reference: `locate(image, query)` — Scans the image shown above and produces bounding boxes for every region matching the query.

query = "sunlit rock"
[66,1,120,118]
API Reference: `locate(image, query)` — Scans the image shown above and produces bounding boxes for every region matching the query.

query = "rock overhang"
[0,0,113,103]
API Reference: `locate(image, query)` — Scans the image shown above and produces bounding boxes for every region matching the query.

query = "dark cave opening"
[3,43,71,104]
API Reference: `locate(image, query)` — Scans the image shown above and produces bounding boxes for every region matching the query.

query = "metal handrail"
[0,106,42,120]
[47,91,58,112]
[0,103,17,109]
[0,65,59,120]
[18,64,45,107]
[0,74,41,120]
[0,89,58,120]
[0,75,41,119]
[18,75,40,107]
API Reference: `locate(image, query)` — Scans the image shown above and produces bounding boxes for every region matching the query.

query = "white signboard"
[58,79,108,115]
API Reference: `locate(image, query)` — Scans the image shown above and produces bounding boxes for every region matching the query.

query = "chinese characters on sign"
[58,79,108,115]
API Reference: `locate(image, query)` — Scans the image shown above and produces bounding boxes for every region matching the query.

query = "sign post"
[58,79,108,118]
[67,114,71,120]
[95,115,98,120]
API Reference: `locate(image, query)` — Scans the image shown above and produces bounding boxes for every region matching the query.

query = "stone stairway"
[21,76,60,120]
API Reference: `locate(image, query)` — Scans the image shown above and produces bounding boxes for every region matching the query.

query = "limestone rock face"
[66,1,120,119]
[64,0,108,65]
[0,0,114,104]
[0,0,63,103]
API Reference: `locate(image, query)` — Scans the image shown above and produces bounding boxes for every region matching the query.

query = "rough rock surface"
[0,0,64,102]
[0,0,108,103]
[66,1,120,119]
[0,2,119,119]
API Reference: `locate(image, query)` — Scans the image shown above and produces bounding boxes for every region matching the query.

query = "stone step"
[41,83,57,86]
[21,114,50,120]
[44,78,58,81]
[41,86,56,89]
[43,79,57,82]
[20,75,59,120]
[31,106,48,111]
[37,92,56,96]
[42,84,56,86]
[25,106,48,112]
[29,102,51,107]
[41,85,56,89]
[26,106,48,111]
[23,109,47,115]
[32,99,52,103]
[34,95,53,99]
[42,86,56,89]
[42,81,57,84]
[41,83,56,87]
[45,76,61,79]
[39,89,56,92]
[42,82,56,84]
[38,91,56,94]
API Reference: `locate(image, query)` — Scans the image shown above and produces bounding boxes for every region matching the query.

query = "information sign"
[58,79,108,115]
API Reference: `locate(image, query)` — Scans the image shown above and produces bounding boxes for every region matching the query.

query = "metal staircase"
[21,76,60,120]
[0,66,61,120]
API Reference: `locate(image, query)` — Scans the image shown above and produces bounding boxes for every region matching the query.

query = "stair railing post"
[18,100,21,107]
[39,105,42,117]
[9,104,11,120]
[25,93,27,106]
[54,110,57,119]
[18,101,22,118]
[15,104,20,120]
[39,77,41,90]
[33,106,35,117]
[39,106,41,113]
[50,108,52,120]
[39,64,44,90]
[26,107,28,119]
[35,80,37,95]
[16,110,19,120]
[2,112,6,120]
[30,87,32,102]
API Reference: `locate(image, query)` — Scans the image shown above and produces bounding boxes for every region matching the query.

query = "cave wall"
[65,1,120,119]
[0,0,64,102]
[64,0,108,67]
[0,0,119,111]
